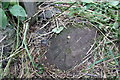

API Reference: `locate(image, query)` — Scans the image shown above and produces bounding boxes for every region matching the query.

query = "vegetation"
[0,1,120,79]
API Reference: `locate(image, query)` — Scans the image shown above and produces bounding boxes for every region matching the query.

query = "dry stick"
[0,36,23,62]
[108,43,119,76]
[24,2,59,23]
[67,31,98,72]
[0,3,57,66]
[33,25,56,40]
[99,38,107,78]
[81,56,120,77]
[88,22,120,75]
[34,31,53,40]
[80,44,120,77]
[0,40,14,48]
[20,54,24,78]
[25,2,77,49]
[78,72,97,78]
[88,21,116,47]
[23,2,50,23]
[26,2,76,29]
[39,21,50,30]
[70,39,105,71]
[0,47,23,63]
[0,35,7,43]
[86,31,98,55]
[58,18,67,29]
[56,2,77,18]
[34,2,77,39]
[103,56,120,64]
[0,46,4,78]
[56,18,59,28]
[0,45,4,62]
[72,20,118,68]
[0,40,22,66]
[29,70,37,77]
[79,73,98,77]
[3,59,12,77]
[43,18,60,37]
[8,2,78,75]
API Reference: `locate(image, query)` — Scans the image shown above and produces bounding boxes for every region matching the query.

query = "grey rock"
[45,26,97,70]
[39,8,61,20]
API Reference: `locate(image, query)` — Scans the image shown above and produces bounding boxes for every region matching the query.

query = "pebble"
[39,8,61,20]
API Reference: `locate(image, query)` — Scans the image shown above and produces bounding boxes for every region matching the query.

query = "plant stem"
[22,23,35,67]
[16,16,19,49]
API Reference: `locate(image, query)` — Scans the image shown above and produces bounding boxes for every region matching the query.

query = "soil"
[45,25,97,70]
[0,27,15,68]
[0,27,15,54]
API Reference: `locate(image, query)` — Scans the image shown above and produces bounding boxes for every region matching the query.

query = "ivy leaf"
[109,1,119,6]
[9,5,27,17]
[81,0,94,3]
[0,8,8,29]
[52,26,64,34]
[2,2,10,9]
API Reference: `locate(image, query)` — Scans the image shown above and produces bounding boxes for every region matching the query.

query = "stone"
[45,26,97,70]
[39,8,61,20]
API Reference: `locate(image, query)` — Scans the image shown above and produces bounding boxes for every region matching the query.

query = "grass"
[0,1,120,79]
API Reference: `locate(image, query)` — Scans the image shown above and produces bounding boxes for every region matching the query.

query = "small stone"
[39,10,53,20]
[67,36,71,39]
[39,8,61,20]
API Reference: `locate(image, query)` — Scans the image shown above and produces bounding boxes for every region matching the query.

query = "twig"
[88,21,116,47]
[34,31,53,40]
[24,2,52,23]
[38,2,76,30]
[0,46,23,63]
[20,54,24,78]
[78,72,98,77]
[0,45,4,61]
[70,39,105,72]
[39,21,50,30]
[3,59,12,76]
[58,18,67,29]
[0,35,7,43]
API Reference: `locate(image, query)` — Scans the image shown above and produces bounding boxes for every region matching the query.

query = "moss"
[65,48,72,54]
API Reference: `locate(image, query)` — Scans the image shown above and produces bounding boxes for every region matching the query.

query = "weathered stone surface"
[45,26,97,70]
